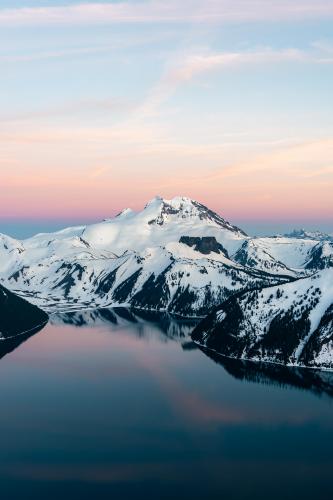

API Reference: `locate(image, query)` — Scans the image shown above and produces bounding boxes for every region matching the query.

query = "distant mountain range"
[0,195,332,370]
[283,229,333,241]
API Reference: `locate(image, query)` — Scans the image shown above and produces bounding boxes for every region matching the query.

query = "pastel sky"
[1,0,333,236]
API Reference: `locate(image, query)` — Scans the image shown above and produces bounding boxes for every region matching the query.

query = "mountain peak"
[164,195,194,206]
[142,195,247,235]
[115,207,135,219]
[144,195,164,208]
[144,195,194,210]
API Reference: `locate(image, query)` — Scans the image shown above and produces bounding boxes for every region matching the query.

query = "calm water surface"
[0,308,332,500]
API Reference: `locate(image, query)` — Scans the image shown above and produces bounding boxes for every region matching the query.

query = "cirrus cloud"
[0,1,333,27]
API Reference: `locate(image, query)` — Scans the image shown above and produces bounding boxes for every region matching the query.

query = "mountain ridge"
[192,269,333,370]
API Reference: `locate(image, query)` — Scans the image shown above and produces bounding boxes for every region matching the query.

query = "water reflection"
[2,306,333,401]
[50,307,199,343]
[0,323,46,362]
[50,307,333,400]
[201,347,333,399]
[0,308,333,499]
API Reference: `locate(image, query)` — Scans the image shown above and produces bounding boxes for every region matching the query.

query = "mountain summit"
[143,196,247,233]
[81,196,246,255]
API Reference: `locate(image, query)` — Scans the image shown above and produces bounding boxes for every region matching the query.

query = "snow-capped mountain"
[0,196,331,316]
[81,196,247,255]
[192,269,333,370]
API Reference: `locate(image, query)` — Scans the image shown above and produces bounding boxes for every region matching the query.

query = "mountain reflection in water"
[0,307,333,500]
[200,347,333,399]
[50,307,199,344]
[49,307,333,400]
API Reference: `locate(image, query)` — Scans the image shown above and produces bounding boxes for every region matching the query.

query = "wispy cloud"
[164,48,308,84]
[1,132,331,220]
[0,45,112,63]
[135,45,333,119]
[214,138,333,180]
[0,1,333,27]
[0,98,136,123]
[0,31,175,63]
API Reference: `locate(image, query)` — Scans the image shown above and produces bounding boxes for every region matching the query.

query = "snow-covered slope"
[82,196,247,255]
[237,236,318,270]
[233,239,298,276]
[192,269,333,370]
[304,241,333,270]
[0,234,25,274]
[2,235,290,316]
[0,196,330,316]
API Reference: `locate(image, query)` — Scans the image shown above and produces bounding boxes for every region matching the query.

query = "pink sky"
[1,135,332,222]
[1,1,332,226]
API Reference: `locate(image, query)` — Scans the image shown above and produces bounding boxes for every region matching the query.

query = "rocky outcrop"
[0,284,48,340]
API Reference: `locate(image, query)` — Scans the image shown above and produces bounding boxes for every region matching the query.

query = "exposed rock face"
[179,236,228,256]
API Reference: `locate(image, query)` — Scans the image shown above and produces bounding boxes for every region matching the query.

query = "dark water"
[0,308,332,500]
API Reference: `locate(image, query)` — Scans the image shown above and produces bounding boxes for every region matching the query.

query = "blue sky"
[0,1,332,238]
